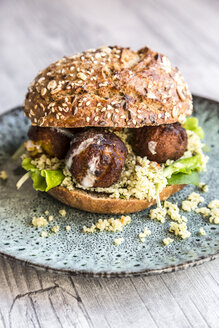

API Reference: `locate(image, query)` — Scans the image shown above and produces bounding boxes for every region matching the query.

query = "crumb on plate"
[51,225,60,233]
[162,237,174,246]
[114,238,124,246]
[32,216,48,228]
[41,231,48,237]
[199,227,206,236]
[82,215,131,233]
[0,170,8,180]
[59,209,66,217]
[138,227,151,242]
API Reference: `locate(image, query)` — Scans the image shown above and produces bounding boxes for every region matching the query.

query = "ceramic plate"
[0,95,218,277]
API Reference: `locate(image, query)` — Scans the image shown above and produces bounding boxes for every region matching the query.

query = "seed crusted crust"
[24,46,193,128]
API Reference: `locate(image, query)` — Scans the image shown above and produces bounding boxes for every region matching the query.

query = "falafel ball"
[66,129,128,188]
[27,126,73,159]
[132,123,187,163]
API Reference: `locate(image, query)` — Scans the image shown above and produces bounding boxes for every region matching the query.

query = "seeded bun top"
[24,46,193,128]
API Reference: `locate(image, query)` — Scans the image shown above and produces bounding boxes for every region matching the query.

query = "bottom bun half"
[48,184,185,214]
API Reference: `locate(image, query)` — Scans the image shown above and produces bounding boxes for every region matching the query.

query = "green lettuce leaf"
[41,170,65,192]
[32,170,47,191]
[163,154,202,178]
[167,171,199,186]
[183,117,204,139]
[21,158,64,191]
[22,157,36,171]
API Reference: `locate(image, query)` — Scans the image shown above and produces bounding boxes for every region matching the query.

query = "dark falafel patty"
[65,129,128,188]
[132,123,188,163]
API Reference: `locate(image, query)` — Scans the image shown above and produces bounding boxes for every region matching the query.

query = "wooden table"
[0,0,219,327]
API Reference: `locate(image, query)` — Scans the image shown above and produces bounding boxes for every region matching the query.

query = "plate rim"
[0,94,219,277]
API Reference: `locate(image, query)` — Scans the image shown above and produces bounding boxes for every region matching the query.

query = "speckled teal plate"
[0,95,218,277]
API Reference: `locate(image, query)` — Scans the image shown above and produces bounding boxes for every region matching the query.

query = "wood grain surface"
[0,0,219,327]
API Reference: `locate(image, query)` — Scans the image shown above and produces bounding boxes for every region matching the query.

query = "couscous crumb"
[138,228,151,242]
[59,209,66,217]
[195,207,210,217]
[169,222,191,239]
[209,208,219,224]
[44,210,49,215]
[195,200,219,224]
[182,192,204,212]
[162,237,174,246]
[114,238,124,246]
[41,231,48,237]
[51,225,60,233]
[208,200,219,209]
[32,216,48,228]
[83,224,96,233]
[0,170,8,180]
[83,215,131,233]
[199,183,208,193]
[149,207,166,223]
[48,215,54,222]
[164,201,185,223]
[65,225,71,232]
[199,227,206,236]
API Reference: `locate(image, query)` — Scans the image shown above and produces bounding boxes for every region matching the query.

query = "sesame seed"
[41,88,47,96]
[77,72,87,81]
[86,101,91,106]
[94,116,99,121]
[95,53,101,59]
[40,103,45,111]
[47,80,57,90]
[51,88,62,94]
[86,117,90,122]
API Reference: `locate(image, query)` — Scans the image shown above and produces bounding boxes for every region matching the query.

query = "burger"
[17,46,207,214]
